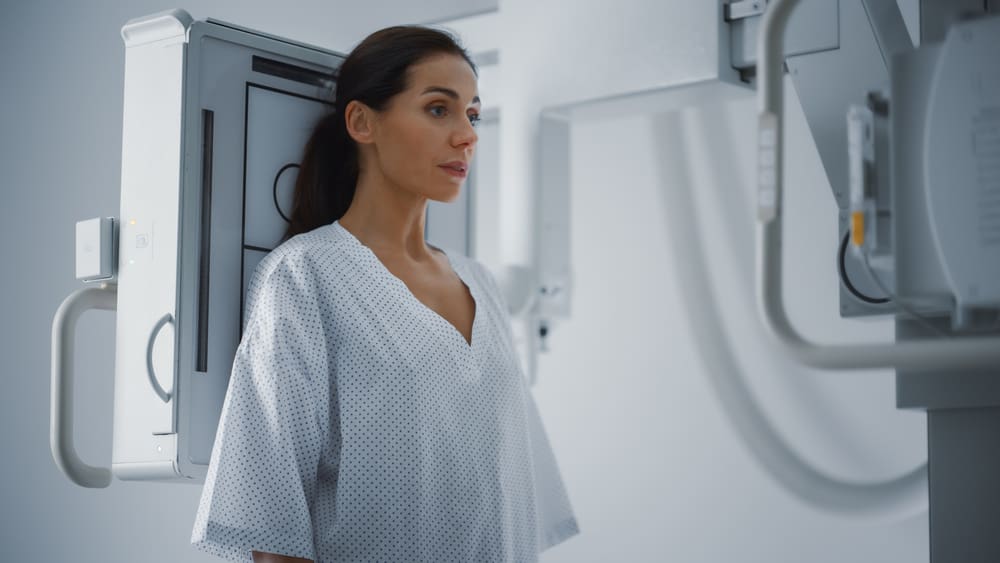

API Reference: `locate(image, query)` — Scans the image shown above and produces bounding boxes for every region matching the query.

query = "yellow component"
[851,211,865,247]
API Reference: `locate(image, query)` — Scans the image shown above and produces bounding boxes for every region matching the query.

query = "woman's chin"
[426,185,463,203]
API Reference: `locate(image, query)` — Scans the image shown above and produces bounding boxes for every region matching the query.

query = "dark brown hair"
[281,25,477,243]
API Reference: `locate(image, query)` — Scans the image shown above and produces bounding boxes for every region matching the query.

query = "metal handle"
[51,285,117,488]
[146,313,175,403]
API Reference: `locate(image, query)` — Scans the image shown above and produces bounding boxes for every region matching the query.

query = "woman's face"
[365,53,481,202]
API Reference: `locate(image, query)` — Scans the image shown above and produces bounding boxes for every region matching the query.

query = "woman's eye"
[429,105,447,117]
[468,113,481,127]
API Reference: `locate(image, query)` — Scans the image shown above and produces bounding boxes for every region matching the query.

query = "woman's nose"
[453,119,478,147]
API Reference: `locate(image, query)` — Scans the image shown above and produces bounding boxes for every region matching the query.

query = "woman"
[191,25,579,563]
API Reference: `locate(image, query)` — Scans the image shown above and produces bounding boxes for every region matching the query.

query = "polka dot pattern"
[191,220,579,562]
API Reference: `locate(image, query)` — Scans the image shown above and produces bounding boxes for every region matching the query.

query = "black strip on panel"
[196,109,215,373]
[240,84,251,336]
[252,55,334,88]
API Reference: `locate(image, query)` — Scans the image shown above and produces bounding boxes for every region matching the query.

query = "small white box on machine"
[76,217,116,282]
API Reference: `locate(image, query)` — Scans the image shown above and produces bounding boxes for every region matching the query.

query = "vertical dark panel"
[927,407,1000,563]
[196,109,214,373]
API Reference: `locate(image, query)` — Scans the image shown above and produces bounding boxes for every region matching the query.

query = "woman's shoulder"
[261,222,358,271]
[247,223,362,304]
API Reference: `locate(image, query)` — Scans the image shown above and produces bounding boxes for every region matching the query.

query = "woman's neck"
[338,174,433,262]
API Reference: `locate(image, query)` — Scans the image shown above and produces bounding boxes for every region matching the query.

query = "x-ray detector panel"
[114,10,346,483]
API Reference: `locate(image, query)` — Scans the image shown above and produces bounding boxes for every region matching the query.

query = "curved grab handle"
[51,285,117,488]
[146,313,175,403]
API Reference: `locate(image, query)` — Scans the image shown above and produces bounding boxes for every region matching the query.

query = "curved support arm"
[756,0,1000,371]
[50,285,117,488]
[692,225,927,520]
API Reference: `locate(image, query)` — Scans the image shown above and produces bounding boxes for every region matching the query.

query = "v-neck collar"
[332,220,480,351]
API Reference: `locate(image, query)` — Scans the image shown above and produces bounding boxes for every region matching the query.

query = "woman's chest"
[324,276,525,415]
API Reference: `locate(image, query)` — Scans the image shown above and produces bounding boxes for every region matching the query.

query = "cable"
[838,232,890,305]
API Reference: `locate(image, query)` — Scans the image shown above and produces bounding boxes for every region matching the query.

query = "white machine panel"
[114,13,187,479]
[923,15,1000,328]
[892,15,1000,330]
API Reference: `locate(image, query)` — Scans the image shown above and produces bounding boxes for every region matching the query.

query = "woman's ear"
[345,100,376,144]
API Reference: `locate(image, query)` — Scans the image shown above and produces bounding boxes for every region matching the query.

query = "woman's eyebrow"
[421,86,481,105]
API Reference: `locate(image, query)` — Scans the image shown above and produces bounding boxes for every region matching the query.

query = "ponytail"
[281,106,358,243]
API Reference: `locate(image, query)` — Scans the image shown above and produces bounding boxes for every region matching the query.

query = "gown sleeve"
[191,257,332,562]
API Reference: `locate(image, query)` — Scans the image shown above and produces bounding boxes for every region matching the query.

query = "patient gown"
[191,220,579,562]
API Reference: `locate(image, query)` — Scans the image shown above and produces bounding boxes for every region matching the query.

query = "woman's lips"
[439,165,467,178]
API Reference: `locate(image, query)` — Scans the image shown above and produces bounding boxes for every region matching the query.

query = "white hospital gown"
[191,220,579,562]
